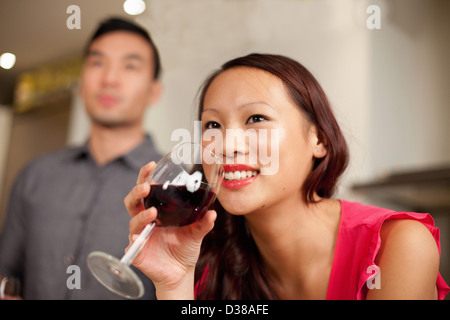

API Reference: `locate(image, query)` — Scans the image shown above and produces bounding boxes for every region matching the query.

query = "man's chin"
[91,117,132,129]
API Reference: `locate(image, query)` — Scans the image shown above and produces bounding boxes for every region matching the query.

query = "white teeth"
[224,170,258,181]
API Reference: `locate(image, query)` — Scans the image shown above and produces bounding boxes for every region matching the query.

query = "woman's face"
[201,67,326,215]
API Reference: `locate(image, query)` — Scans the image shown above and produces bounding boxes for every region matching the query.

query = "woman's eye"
[247,114,268,124]
[204,121,221,129]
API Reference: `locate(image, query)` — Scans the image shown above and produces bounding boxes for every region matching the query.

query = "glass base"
[87,251,144,299]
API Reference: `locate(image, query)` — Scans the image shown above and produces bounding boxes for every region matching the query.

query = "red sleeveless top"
[327,200,449,299]
[195,200,449,299]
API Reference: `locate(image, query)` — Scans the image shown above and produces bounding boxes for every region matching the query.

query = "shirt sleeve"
[359,211,450,300]
[0,168,28,279]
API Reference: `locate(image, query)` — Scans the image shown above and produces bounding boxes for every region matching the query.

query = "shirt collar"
[122,134,162,171]
[70,134,162,170]
[70,143,90,160]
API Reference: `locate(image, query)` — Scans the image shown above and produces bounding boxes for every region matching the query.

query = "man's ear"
[146,80,163,106]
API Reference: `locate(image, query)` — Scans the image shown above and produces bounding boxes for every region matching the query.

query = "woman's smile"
[222,164,260,189]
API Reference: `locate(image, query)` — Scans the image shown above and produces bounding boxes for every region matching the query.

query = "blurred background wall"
[1,0,449,293]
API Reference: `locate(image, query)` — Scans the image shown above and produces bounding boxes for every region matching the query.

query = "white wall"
[66,0,450,199]
[136,0,374,197]
[368,0,450,176]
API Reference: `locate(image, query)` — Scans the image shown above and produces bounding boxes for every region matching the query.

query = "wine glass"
[87,142,224,299]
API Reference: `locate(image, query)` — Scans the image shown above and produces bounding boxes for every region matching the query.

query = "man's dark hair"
[85,17,161,80]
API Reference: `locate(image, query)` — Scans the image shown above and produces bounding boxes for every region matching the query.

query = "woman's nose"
[203,128,256,164]
[223,129,249,162]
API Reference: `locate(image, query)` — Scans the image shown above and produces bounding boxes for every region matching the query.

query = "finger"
[137,161,157,185]
[124,182,150,217]
[129,206,158,236]
[189,210,217,242]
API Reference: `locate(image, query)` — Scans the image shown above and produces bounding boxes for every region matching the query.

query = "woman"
[125,53,449,299]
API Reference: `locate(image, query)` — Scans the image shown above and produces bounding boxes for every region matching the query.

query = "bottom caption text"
[181,303,269,317]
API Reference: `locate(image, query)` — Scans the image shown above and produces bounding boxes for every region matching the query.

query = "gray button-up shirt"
[0,135,162,299]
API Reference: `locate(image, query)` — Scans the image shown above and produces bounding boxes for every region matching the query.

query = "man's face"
[79,31,161,128]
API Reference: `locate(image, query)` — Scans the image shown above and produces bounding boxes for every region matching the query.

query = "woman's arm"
[366,219,440,300]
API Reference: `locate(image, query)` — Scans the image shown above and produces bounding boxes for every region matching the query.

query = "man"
[0,17,163,299]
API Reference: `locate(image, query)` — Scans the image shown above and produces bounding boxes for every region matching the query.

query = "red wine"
[143,184,215,227]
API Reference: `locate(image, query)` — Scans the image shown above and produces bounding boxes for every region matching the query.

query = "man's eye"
[247,114,268,124]
[204,121,221,129]
[90,60,102,67]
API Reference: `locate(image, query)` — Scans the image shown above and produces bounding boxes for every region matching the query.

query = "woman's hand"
[123,161,216,299]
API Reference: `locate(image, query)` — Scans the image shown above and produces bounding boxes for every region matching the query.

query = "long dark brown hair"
[195,53,349,299]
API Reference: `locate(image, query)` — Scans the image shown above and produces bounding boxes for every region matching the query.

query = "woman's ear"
[309,126,327,159]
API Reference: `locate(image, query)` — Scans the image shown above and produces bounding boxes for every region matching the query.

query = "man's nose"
[102,65,120,88]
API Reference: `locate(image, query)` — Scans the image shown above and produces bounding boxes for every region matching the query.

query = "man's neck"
[88,124,145,166]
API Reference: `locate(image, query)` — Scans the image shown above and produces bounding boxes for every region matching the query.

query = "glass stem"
[120,222,156,266]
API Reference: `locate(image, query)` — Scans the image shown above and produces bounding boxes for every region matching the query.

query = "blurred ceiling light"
[0,52,16,70]
[123,0,146,15]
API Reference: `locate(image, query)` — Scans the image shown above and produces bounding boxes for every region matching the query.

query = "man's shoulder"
[30,145,83,165]
[18,145,85,178]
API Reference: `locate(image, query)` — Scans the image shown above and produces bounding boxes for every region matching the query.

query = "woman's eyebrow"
[202,101,275,114]
[201,108,220,114]
[239,101,276,111]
